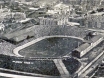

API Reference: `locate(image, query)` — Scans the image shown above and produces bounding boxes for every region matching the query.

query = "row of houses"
[72,35,103,58]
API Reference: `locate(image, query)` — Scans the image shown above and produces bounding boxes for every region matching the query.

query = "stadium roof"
[2,25,36,42]
[74,43,90,52]
[90,35,103,43]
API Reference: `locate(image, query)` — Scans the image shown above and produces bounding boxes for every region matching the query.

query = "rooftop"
[90,35,103,43]
[54,2,69,8]
[19,18,32,23]
[92,12,104,16]
[74,43,90,52]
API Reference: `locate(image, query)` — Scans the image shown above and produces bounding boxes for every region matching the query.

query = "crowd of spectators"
[0,40,16,56]
[62,58,81,74]
[25,25,91,39]
[0,54,60,76]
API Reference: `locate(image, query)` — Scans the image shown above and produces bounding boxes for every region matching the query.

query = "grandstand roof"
[74,43,90,52]
[3,25,35,41]
[90,35,103,43]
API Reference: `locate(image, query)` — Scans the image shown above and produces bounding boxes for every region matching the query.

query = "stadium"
[0,25,91,78]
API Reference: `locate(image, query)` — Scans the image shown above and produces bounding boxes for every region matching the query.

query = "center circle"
[19,37,83,58]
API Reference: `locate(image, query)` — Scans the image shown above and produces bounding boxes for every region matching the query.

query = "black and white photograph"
[0,0,104,78]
